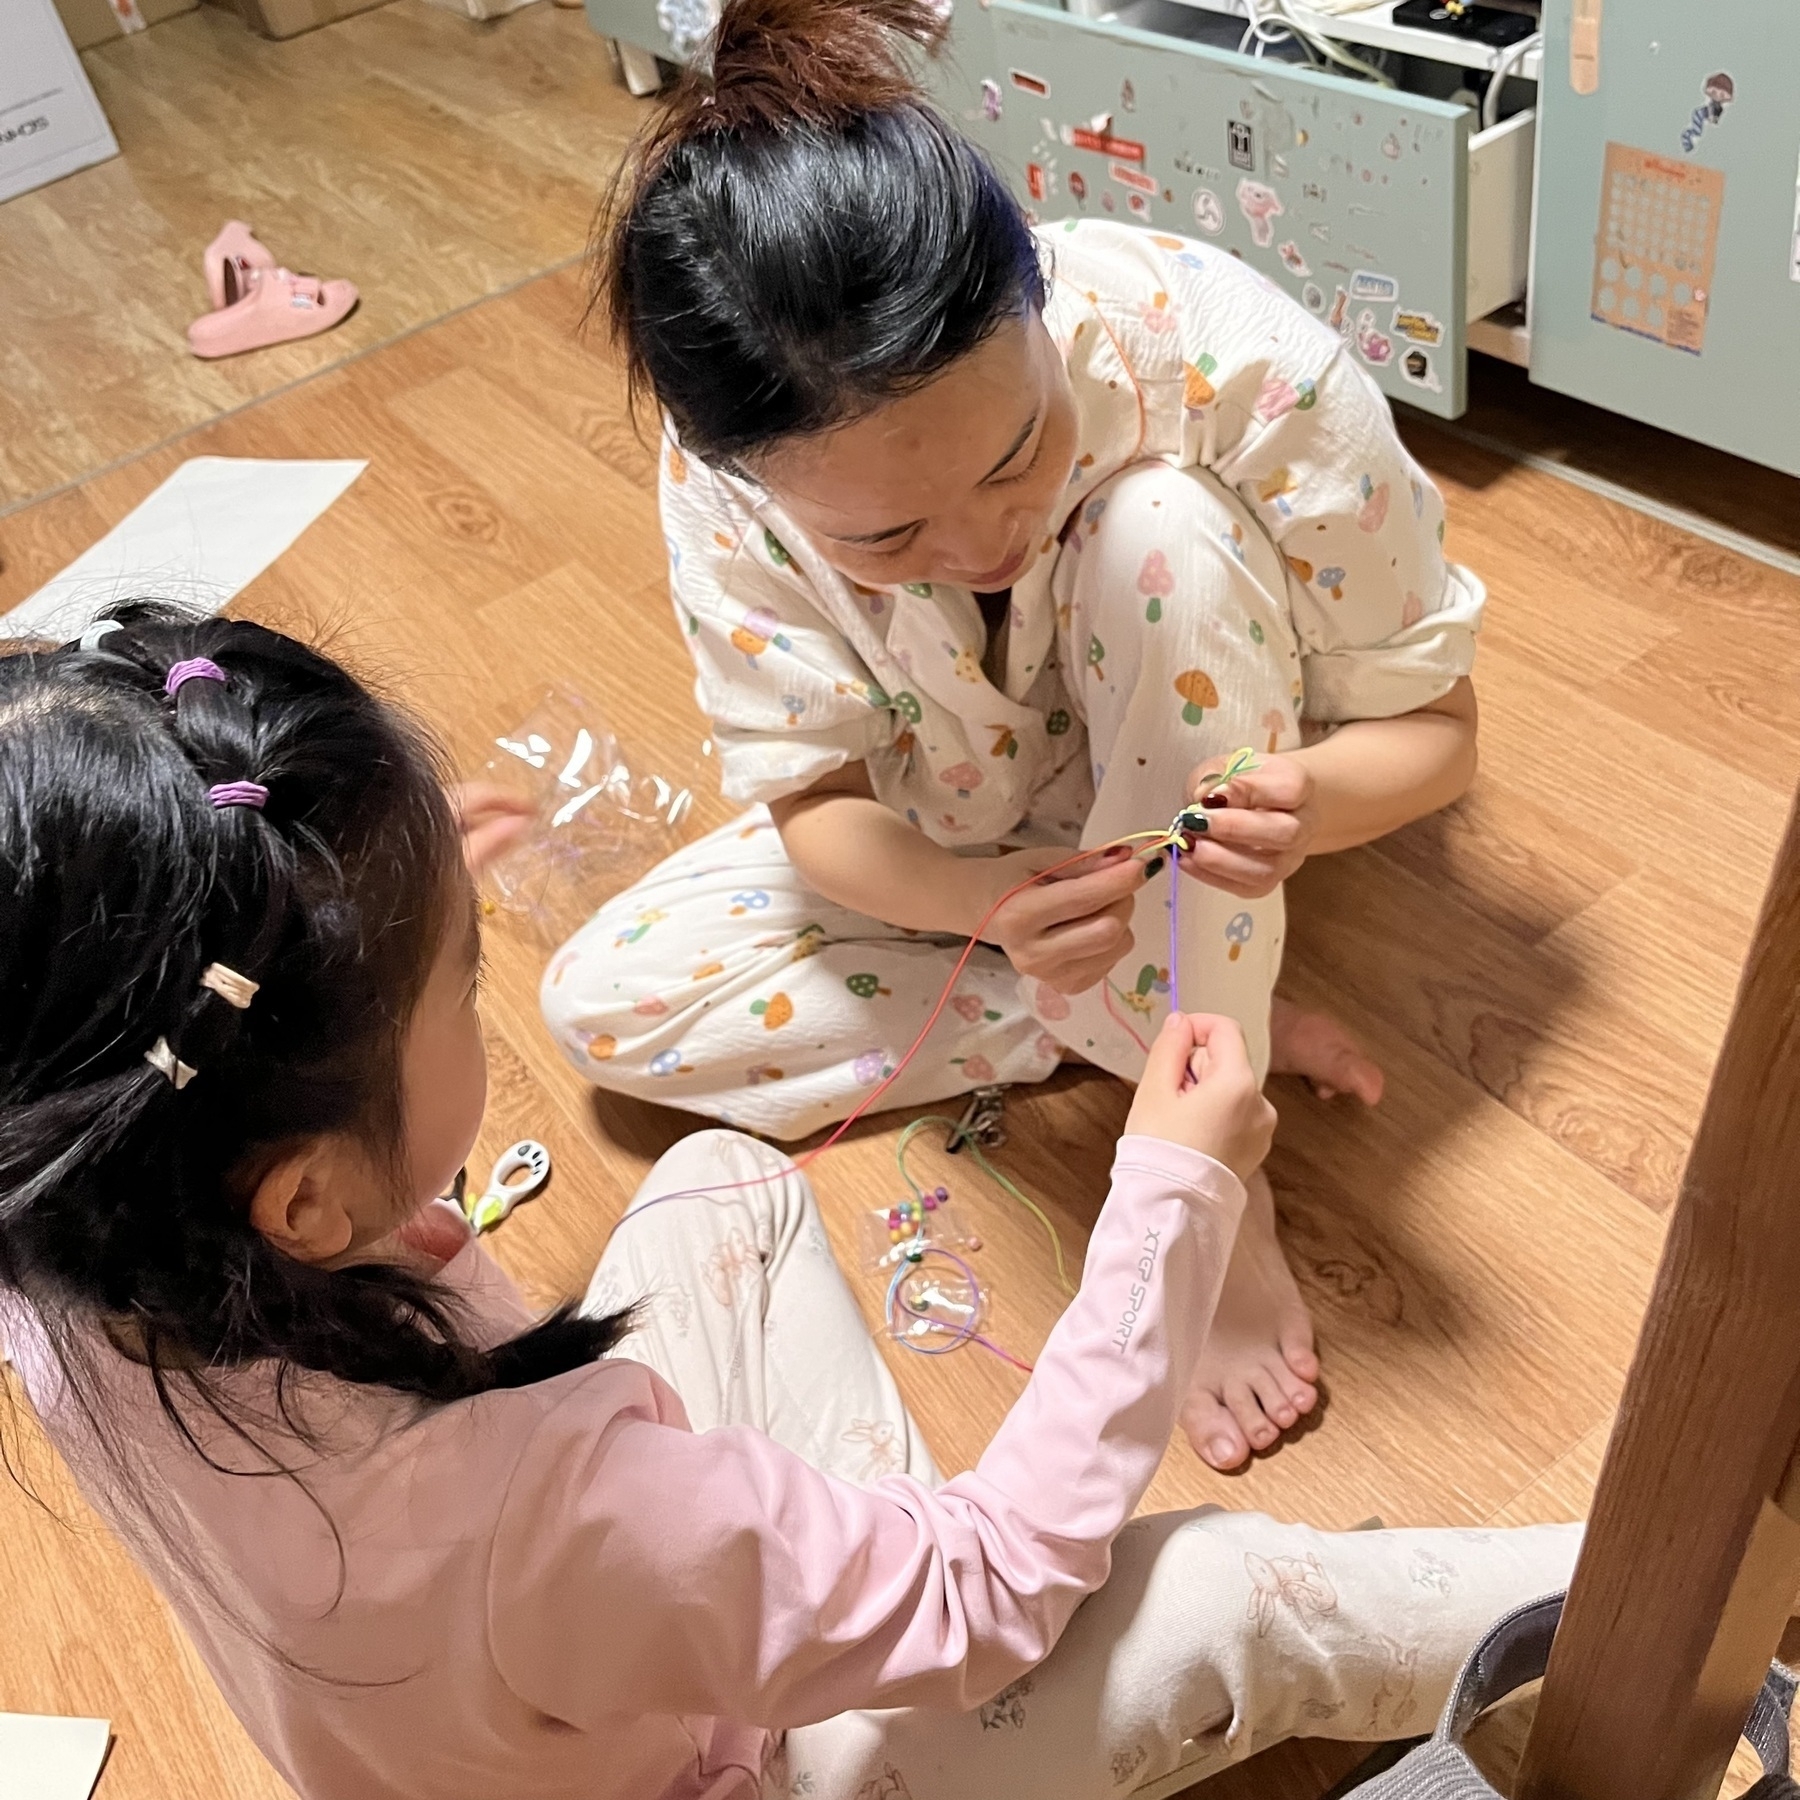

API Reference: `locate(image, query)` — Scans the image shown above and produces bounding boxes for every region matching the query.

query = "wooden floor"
[3,13,1800,1799]
[0,0,645,512]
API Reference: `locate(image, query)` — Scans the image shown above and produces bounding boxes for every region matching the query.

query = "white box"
[0,0,120,205]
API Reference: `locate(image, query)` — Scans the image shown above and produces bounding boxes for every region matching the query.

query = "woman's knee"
[538,881,714,1087]
[540,960,654,1093]
[1075,462,1281,635]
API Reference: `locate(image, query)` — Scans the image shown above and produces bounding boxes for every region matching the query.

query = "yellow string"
[1133,747,1264,856]
[886,748,1262,1290]
[896,1116,1076,1297]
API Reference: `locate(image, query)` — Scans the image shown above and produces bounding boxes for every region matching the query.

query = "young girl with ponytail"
[1,607,1571,1800]
[547,0,1491,1471]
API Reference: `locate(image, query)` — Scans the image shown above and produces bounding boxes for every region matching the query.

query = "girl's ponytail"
[0,603,635,1449]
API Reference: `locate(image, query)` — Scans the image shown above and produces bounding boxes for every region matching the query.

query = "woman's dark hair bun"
[683,0,949,134]
[599,0,1042,466]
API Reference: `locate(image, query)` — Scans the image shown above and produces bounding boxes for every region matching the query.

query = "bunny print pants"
[591,1130,1581,1800]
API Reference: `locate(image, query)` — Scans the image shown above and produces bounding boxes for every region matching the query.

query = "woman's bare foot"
[1179,1169,1319,1470]
[1270,996,1385,1104]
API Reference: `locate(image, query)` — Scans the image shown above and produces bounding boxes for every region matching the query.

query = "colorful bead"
[890,1193,939,1244]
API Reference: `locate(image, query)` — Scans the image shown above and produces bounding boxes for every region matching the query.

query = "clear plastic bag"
[478,687,694,944]
[885,1252,990,1351]
[859,1186,997,1354]
[858,1184,978,1275]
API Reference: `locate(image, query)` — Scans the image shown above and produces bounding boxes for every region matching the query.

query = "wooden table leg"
[1516,789,1800,1800]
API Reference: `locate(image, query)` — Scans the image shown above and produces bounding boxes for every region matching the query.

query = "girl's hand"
[975,845,1149,996]
[1126,1012,1275,1183]
[451,782,535,874]
[1178,752,1318,899]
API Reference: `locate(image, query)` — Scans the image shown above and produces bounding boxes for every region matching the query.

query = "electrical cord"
[1238,0,1396,85]
[1481,30,1541,131]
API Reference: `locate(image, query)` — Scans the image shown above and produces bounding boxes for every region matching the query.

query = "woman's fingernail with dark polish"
[1142,855,1163,877]
[1185,814,1209,834]
[1201,790,1230,809]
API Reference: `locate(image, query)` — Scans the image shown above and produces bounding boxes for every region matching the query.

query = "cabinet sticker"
[1591,142,1724,354]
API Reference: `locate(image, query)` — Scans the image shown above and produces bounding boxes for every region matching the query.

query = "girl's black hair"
[601,0,1046,466]
[0,603,632,1468]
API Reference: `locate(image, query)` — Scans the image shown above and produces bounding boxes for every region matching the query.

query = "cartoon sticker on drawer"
[1391,308,1444,347]
[1236,179,1284,248]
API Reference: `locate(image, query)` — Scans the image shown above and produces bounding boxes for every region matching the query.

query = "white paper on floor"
[0,1712,111,1800]
[0,456,367,644]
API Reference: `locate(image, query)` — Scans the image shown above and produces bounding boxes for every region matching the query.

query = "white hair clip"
[144,1037,198,1090]
[78,619,124,651]
[199,963,259,1010]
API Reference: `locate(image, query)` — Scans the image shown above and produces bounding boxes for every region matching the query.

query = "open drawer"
[576,0,1532,417]
[929,0,1534,417]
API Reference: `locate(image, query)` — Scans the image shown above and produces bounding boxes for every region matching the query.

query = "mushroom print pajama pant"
[593,1131,1583,1800]
[545,461,1306,1140]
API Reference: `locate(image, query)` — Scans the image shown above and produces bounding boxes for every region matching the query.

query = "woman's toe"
[1248,1370,1297,1431]
[1279,1324,1320,1386]
[1225,1379,1279,1450]
[1182,1390,1251,1470]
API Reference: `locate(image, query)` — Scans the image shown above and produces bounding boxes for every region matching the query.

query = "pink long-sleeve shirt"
[15,1136,1243,1800]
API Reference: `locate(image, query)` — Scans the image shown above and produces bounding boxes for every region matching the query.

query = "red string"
[607,838,1152,1238]
[797,840,1142,1160]
[1100,981,1154,1057]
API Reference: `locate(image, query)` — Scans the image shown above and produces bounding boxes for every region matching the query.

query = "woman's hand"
[974,845,1149,996]
[1177,752,1319,899]
[451,782,535,874]
[1126,1011,1276,1183]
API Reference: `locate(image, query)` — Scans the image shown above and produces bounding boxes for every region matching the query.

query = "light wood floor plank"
[1595,628,1800,795]
[3,60,1798,1794]
[0,2,647,509]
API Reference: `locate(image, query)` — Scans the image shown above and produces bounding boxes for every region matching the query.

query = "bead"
[968,1235,983,1251]
[934,1186,949,1202]
[922,1194,937,1210]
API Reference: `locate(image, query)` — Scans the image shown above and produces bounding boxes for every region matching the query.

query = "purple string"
[1167,842,1182,1016]
[599,1108,1047,1363]
[887,1245,1028,1370]
[888,1246,981,1348]
[207,781,269,811]
[164,658,227,696]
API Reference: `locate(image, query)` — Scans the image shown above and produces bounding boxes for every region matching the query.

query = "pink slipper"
[186,266,359,360]
[203,220,276,312]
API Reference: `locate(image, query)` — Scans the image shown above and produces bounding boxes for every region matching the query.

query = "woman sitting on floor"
[545,0,1487,1470]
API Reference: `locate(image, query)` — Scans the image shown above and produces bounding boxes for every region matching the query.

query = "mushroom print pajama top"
[547,219,1482,1135]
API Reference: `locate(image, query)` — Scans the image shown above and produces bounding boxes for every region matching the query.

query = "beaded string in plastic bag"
[865,1113,1077,1373]
[603,749,1262,1364]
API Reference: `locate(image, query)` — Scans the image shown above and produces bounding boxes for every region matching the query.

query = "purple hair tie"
[208,781,269,811]
[165,657,228,697]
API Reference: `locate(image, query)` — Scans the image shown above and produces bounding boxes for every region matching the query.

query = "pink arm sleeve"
[488,1136,1244,1728]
